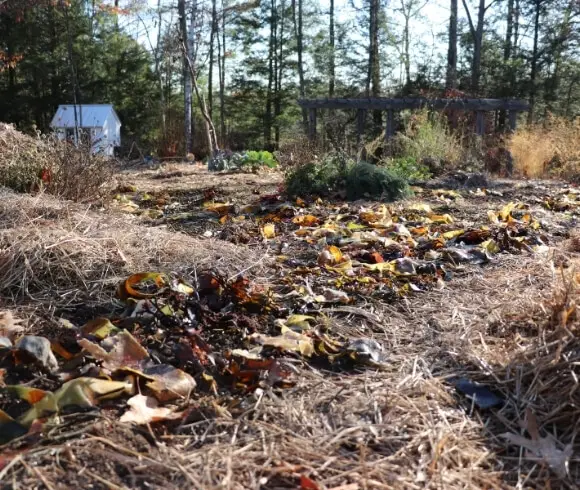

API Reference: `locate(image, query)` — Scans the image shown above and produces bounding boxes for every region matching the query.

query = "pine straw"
[2,251,578,489]
[0,188,263,307]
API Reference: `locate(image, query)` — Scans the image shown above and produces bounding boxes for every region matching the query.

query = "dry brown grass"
[0,122,114,202]
[510,116,580,180]
[0,188,262,306]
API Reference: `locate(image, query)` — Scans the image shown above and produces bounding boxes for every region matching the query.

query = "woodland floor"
[0,163,579,490]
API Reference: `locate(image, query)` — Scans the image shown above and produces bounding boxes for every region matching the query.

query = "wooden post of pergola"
[298,97,530,143]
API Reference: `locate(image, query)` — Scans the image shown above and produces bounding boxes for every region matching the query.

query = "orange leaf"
[292,215,320,227]
[300,475,320,490]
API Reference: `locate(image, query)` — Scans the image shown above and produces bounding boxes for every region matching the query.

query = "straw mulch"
[0,188,263,308]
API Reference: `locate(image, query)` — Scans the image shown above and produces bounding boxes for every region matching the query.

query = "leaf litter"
[1,177,580,487]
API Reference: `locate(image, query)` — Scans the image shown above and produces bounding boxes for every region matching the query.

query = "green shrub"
[242,150,277,171]
[383,156,432,181]
[284,153,352,198]
[285,153,410,201]
[208,150,278,172]
[345,162,411,201]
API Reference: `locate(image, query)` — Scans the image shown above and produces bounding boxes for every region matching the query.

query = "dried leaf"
[143,365,196,402]
[80,318,120,340]
[19,377,133,427]
[120,394,181,425]
[78,330,149,371]
[318,245,344,266]
[292,215,320,227]
[262,223,276,239]
[0,311,24,340]
[251,330,315,357]
[118,272,168,300]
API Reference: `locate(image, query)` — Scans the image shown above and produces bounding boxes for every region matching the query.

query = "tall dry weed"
[0,123,114,202]
[510,116,580,179]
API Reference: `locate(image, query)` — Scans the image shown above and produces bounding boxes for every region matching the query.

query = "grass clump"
[0,123,114,202]
[392,110,461,165]
[383,156,432,181]
[509,116,580,180]
[285,153,410,201]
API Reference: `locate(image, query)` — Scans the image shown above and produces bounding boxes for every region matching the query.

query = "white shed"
[50,104,121,156]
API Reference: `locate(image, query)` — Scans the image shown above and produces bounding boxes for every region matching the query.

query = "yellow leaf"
[443,229,465,240]
[317,245,343,266]
[428,213,454,224]
[118,272,168,300]
[408,203,433,213]
[488,210,499,224]
[261,223,276,239]
[499,202,515,221]
[80,318,120,340]
[481,239,500,254]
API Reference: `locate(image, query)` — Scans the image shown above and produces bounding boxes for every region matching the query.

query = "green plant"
[345,162,411,201]
[391,110,461,166]
[285,153,410,202]
[240,150,278,171]
[208,150,278,172]
[284,153,352,198]
[383,156,432,181]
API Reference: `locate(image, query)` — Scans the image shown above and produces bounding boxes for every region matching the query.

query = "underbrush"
[208,149,278,172]
[284,153,410,201]
[0,123,114,202]
[510,116,580,180]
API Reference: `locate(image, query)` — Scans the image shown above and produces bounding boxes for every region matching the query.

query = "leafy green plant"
[383,156,432,181]
[208,150,278,172]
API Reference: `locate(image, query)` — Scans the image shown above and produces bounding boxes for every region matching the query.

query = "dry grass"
[0,123,114,201]
[0,188,262,306]
[1,165,579,489]
[510,116,580,180]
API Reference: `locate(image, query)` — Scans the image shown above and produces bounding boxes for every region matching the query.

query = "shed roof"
[50,104,121,128]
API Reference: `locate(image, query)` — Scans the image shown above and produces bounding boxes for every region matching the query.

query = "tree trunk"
[275,0,285,147]
[265,0,276,149]
[219,0,227,143]
[329,0,335,97]
[178,0,193,155]
[498,0,514,128]
[528,0,541,124]
[472,0,485,93]
[292,0,307,130]
[208,0,217,118]
[461,0,484,94]
[401,2,411,89]
[368,0,381,131]
[445,0,458,89]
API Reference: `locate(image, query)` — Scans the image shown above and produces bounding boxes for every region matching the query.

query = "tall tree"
[178,0,192,155]
[462,0,490,93]
[446,0,458,89]
[329,0,335,97]
[292,0,306,129]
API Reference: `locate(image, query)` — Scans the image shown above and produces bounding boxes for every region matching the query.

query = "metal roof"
[50,104,121,128]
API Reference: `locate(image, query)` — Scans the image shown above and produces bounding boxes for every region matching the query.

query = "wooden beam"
[357,109,366,147]
[508,110,518,132]
[308,108,317,142]
[297,97,530,112]
[385,110,394,143]
[475,111,485,136]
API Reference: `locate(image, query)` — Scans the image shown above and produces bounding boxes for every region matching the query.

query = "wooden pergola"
[297,97,530,143]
